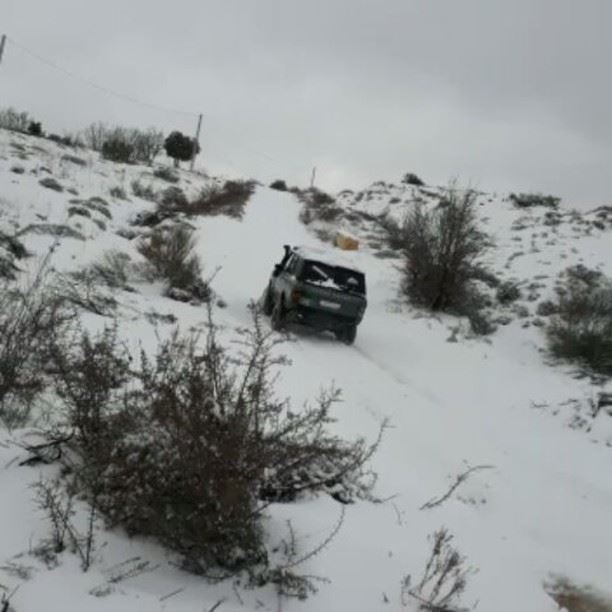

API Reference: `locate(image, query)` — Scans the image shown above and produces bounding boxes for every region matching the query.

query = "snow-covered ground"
[1,129,611,611]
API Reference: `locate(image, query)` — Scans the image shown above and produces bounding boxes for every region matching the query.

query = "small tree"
[164,131,200,168]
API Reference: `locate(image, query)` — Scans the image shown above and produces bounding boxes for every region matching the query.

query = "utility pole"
[310,166,317,189]
[190,113,203,172]
[0,35,7,65]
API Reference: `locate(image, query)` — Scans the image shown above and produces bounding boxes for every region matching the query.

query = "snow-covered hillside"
[1,129,611,612]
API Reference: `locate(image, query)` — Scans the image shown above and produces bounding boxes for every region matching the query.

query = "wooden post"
[190,113,203,172]
[0,35,7,65]
[310,166,317,188]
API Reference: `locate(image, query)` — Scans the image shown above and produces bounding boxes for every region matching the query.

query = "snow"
[1,128,612,611]
[292,245,363,272]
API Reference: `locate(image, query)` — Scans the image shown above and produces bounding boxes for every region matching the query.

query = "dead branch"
[17,432,74,466]
[420,465,494,510]
[206,600,225,612]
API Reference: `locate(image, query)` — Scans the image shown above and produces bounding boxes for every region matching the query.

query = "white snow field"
[1,128,611,611]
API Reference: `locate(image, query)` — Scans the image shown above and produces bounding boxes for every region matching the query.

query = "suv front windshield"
[299,260,366,296]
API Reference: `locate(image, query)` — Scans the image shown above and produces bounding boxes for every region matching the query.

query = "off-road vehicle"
[261,245,367,344]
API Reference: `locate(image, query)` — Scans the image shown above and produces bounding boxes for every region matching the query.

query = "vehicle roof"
[291,245,364,273]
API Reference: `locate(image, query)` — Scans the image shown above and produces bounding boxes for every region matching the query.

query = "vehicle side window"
[286,255,299,275]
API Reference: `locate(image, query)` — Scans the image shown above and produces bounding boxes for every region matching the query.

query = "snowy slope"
[1,129,611,612]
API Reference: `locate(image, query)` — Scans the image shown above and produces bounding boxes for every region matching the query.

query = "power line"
[6,35,200,118]
[3,34,314,184]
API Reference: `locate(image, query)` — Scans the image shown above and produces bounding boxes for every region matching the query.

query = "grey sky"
[3,0,611,205]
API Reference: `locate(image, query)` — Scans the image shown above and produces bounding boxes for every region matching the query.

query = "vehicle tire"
[271,298,285,331]
[262,285,274,316]
[340,325,357,345]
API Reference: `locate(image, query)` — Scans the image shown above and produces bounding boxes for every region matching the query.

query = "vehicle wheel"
[271,299,285,331]
[340,325,357,345]
[262,285,274,316]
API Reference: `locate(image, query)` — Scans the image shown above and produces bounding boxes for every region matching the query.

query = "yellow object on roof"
[335,232,359,251]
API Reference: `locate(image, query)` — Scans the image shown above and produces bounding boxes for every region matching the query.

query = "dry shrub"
[400,188,489,311]
[83,123,163,164]
[137,225,208,300]
[131,179,157,201]
[153,166,180,183]
[298,188,344,225]
[0,270,72,427]
[402,528,474,611]
[547,268,612,376]
[188,180,255,218]
[509,192,560,209]
[50,308,382,577]
[545,576,612,612]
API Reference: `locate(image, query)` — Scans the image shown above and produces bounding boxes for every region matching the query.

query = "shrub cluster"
[83,123,164,165]
[547,266,612,376]
[50,310,380,576]
[509,192,560,209]
[0,107,34,133]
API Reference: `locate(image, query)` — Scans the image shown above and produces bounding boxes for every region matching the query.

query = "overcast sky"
[3,0,611,205]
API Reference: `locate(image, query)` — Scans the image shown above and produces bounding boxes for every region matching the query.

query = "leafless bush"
[137,225,208,299]
[0,106,32,132]
[82,123,164,164]
[82,122,107,151]
[50,308,382,577]
[402,528,474,611]
[53,271,118,317]
[33,477,97,572]
[400,188,488,313]
[188,180,255,218]
[547,269,612,376]
[298,188,344,225]
[133,128,165,164]
[0,270,71,428]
